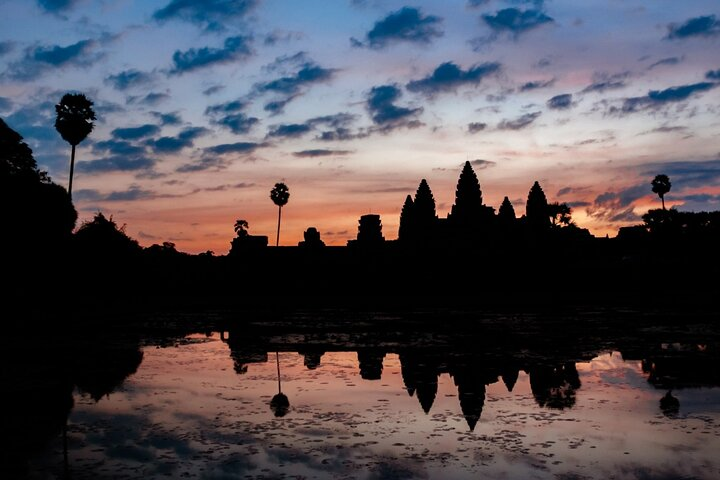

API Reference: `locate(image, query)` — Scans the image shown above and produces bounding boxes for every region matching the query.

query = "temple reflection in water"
[9,313,720,479]
[219,325,717,431]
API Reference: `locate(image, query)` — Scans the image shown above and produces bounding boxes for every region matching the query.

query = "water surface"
[21,316,720,479]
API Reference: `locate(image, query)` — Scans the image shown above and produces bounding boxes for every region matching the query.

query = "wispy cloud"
[647,56,683,70]
[105,69,154,91]
[153,0,259,32]
[519,78,554,91]
[366,84,423,131]
[254,61,336,114]
[3,39,100,80]
[146,127,209,154]
[266,123,312,139]
[292,149,352,158]
[467,122,487,134]
[581,72,629,94]
[36,0,80,13]
[76,156,157,174]
[112,124,161,140]
[406,61,500,97]
[547,93,573,110]
[177,141,267,172]
[497,111,541,130]
[351,7,443,49]
[617,82,718,114]
[170,36,253,74]
[666,15,720,40]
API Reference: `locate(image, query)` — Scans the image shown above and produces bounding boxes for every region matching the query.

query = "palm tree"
[55,93,96,199]
[270,182,290,246]
[233,219,249,237]
[651,174,671,210]
[547,202,572,227]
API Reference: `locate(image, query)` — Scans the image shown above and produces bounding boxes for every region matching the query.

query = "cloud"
[206,142,266,155]
[547,93,573,110]
[112,124,161,140]
[263,96,297,115]
[482,8,553,36]
[217,114,260,135]
[170,35,253,74]
[580,72,629,94]
[706,69,720,81]
[308,113,357,129]
[105,69,154,91]
[352,6,443,49]
[466,0,489,8]
[520,78,554,91]
[36,0,79,13]
[677,193,720,212]
[3,39,99,80]
[204,99,258,134]
[257,63,335,95]
[557,186,589,197]
[75,185,177,202]
[666,15,720,40]
[366,84,423,130]
[310,113,364,141]
[406,61,500,97]
[76,156,157,173]
[0,96,12,112]
[205,99,246,115]
[202,182,255,191]
[316,128,369,142]
[202,85,224,96]
[246,112,360,142]
[467,122,486,134]
[153,0,259,32]
[619,82,718,113]
[147,127,209,154]
[647,56,683,70]
[150,111,182,126]
[128,92,171,106]
[92,139,146,156]
[468,159,495,169]
[177,143,265,172]
[267,123,312,139]
[32,39,94,65]
[587,183,647,222]
[639,159,720,188]
[0,41,15,56]
[261,51,310,73]
[643,125,688,134]
[263,30,304,46]
[497,111,541,130]
[4,100,59,145]
[254,62,336,113]
[292,149,352,158]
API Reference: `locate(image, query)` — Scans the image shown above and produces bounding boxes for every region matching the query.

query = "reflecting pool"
[13,311,720,479]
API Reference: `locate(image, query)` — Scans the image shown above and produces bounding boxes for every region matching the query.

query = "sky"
[1,0,719,252]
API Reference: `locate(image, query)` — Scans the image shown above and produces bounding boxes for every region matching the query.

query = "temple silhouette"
[3,113,720,306]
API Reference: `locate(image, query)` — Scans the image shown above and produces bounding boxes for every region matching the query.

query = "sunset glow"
[1,0,719,252]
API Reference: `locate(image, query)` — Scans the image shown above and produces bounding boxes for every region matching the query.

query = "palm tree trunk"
[661,195,665,210]
[276,351,281,393]
[276,206,282,247]
[68,144,76,199]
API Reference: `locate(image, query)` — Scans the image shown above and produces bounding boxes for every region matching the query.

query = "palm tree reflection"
[270,352,290,417]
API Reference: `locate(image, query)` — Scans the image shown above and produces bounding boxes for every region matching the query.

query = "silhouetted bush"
[74,212,141,259]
